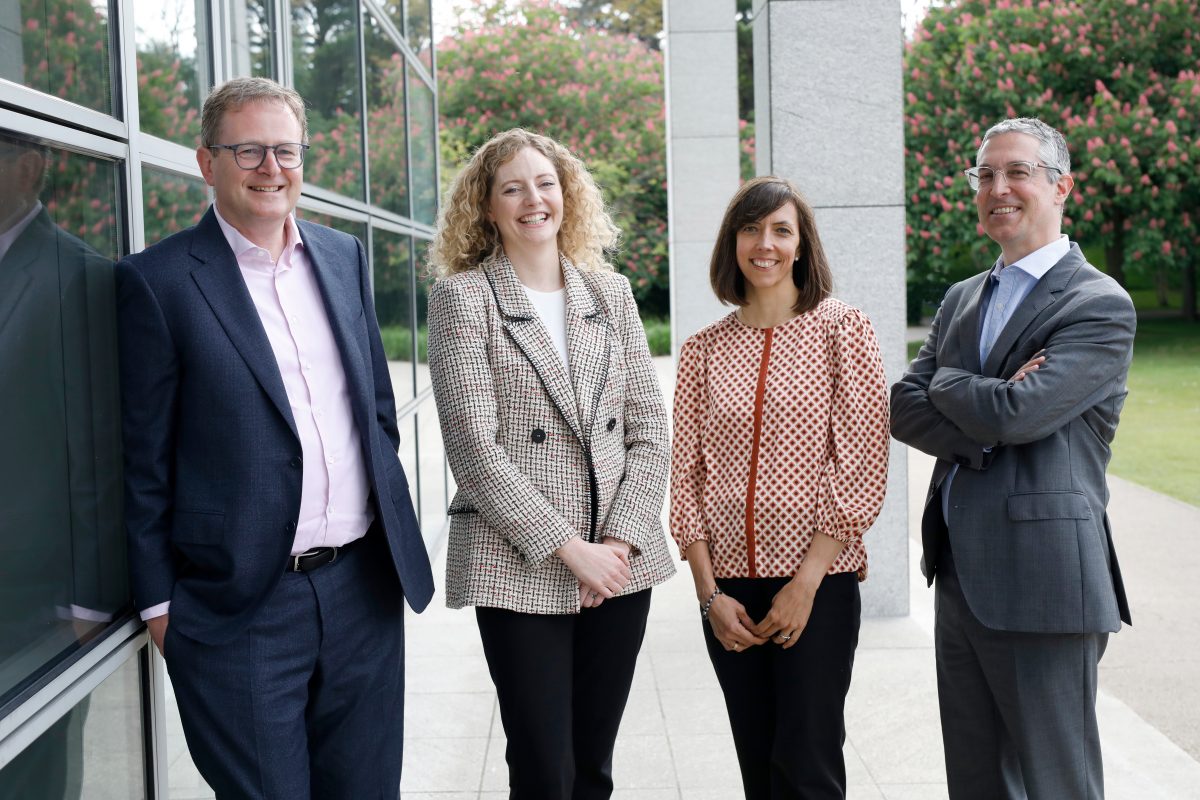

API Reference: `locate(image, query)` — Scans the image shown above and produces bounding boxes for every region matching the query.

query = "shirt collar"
[212,204,304,270]
[992,235,1069,282]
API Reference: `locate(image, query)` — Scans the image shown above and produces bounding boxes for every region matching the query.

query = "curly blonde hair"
[429,128,620,276]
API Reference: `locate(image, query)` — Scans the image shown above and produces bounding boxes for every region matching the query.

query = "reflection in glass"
[414,237,432,389]
[0,654,146,799]
[134,0,209,145]
[0,0,115,115]
[0,132,127,708]
[291,0,364,198]
[228,0,277,79]
[141,168,208,247]
[364,10,409,217]
[296,209,367,244]
[373,229,415,399]
[404,0,433,70]
[408,68,437,225]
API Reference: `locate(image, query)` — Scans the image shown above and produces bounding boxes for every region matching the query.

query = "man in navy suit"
[116,77,434,798]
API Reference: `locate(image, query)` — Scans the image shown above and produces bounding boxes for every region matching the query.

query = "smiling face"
[735,202,801,301]
[485,147,564,260]
[975,131,1073,264]
[196,99,303,246]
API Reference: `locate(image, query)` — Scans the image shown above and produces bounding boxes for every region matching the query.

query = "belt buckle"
[291,553,305,572]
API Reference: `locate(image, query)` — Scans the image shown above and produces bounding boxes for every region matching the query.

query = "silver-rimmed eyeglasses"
[209,142,310,170]
[963,161,1062,192]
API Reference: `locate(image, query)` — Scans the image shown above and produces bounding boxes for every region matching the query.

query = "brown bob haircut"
[709,176,833,315]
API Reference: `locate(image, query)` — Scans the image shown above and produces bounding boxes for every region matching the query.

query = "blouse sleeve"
[816,309,890,543]
[669,333,709,560]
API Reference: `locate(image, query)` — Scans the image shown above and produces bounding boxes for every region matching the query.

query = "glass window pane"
[408,67,437,225]
[373,229,415,399]
[296,209,367,243]
[140,168,208,248]
[0,131,128,707]
[414,237,432,391]
[364,10,408,217]
[416,397,446,535]
[397,415,418,516]
[404,0,432,70]
[134,0,209,146]
[228,0,277,79]
[292,0,364,199]
[1,0,115,115]
[0,654,146,798]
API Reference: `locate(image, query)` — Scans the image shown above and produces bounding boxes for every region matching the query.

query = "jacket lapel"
[563,259,611,441]
[0,211,45,338]
[981,245,1081,378]
[952,273,988,375]
[484,253,582,439]
[187,208,299,439]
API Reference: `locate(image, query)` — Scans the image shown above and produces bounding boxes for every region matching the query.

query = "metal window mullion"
[279,0,294,89]
[0,81,128,140]
[356,1,371,210]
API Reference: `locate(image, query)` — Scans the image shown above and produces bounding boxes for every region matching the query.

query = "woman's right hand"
[708,594,768,652]
[557,536,632,604]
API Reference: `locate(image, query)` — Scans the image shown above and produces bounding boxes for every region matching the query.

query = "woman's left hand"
[580,537,633,608]
[750,578,817,650]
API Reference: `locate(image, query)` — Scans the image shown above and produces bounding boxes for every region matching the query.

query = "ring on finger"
[777,633,792,642]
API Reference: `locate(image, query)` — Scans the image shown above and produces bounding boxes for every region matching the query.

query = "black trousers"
[703,574,861,800]
[475,589,652,800]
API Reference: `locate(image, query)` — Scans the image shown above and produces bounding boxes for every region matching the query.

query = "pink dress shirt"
[140,208,374,620]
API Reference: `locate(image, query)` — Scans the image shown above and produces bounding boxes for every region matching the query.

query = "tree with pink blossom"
[436,1,669,314]
[905,0,1199,321]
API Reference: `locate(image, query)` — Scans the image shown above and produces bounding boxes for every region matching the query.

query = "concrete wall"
[0,3,23,84]
[753,0,909,615]
[664,0,742,352]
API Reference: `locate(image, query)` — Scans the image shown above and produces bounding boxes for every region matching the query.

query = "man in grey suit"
[891,117,1135,799]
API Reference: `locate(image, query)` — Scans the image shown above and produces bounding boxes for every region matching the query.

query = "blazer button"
[531,428,546,444]
[290,456,303,468]
[606,417,617,432]
[286,521,296,533]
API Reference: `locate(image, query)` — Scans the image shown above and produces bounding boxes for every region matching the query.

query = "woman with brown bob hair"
[426,128,676,799]
[670,176,890,799]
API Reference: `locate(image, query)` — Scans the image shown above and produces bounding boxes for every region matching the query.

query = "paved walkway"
[167,356,1200,798]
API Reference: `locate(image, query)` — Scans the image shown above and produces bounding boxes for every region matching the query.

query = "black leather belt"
[288,537,360,573]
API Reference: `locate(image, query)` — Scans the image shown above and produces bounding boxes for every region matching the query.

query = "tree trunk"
[1184,259,1197,322]
[1154,267,1171,307]
[1105,223,1127,288]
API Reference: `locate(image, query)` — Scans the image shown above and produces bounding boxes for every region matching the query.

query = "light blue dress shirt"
[939,235,1071,528]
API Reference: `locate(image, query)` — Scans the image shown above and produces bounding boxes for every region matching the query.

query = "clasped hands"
[557,535,633,609]
[708,579,817,652]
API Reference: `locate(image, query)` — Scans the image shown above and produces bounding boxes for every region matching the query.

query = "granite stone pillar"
[753,0,909,615]
[664,0,742,351]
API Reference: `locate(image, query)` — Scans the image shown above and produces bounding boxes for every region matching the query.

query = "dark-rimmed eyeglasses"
[963,161,1063,192]
[209,142,309,170]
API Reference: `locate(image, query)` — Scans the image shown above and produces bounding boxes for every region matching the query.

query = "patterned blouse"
[670,298,890,580]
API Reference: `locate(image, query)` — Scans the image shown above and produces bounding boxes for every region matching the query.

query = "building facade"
[0,0,445,794]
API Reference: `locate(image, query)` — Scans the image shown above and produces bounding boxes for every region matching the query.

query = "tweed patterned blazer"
[427,252,676,613]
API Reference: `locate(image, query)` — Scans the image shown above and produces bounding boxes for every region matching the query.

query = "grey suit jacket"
[891,243,1134,634]
[427,253,676,614]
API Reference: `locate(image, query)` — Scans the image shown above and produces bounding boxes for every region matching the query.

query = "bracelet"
[700,587,724,620]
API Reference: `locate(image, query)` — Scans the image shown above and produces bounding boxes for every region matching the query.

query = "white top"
[523,285,571,376]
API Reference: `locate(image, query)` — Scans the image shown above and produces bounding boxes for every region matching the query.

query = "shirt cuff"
[139,602,170,621]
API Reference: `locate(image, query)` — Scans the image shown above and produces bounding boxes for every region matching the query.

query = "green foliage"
[640,314,671,356]
[904,0,1200,321]
[1109,318,1200,505]
[437,1,670,315]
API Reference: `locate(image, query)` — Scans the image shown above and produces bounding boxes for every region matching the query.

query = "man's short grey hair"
[200,77,308,147]
[978,117,1071,180]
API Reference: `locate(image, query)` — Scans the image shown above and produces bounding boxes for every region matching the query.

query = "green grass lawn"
[1109,318,1200,506]
[905,318,1199,506]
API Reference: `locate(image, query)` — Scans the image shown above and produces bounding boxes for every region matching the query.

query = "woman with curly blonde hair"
[426,128,676,799]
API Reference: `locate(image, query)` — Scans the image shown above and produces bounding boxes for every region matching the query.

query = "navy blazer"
[116,208,433,645]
